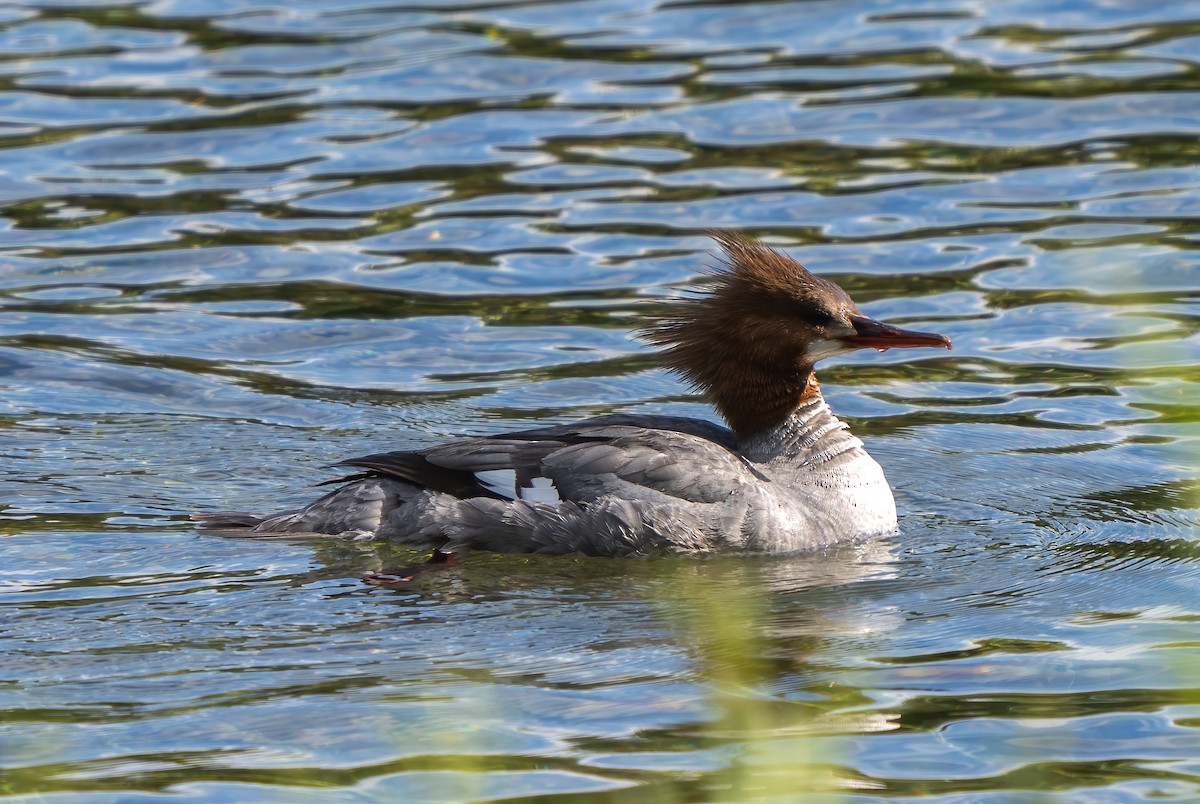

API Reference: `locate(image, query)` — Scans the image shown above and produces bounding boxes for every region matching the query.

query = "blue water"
[1,0,1198,800]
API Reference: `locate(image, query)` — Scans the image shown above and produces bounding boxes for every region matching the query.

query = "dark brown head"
[641,232,951,439]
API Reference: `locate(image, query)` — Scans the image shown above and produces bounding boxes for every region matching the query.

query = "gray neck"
[738,389,866,468]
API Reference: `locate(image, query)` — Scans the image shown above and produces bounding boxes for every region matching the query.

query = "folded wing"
[333,414,758,509]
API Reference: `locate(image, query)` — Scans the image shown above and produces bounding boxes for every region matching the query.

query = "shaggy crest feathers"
[640,232,854,440]
[705,230,842,299]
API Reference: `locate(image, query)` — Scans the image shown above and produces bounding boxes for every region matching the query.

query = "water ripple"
[1,0,1197,800]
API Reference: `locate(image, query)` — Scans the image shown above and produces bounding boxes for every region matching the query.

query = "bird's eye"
[807,307,837,327]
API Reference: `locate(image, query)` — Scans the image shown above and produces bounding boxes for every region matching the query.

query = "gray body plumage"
[199,394,897,556]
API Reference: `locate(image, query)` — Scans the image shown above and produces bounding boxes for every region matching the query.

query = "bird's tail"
[190,511,265,530]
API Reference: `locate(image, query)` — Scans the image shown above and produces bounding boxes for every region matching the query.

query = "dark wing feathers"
[334,437,571,501]
[335,450,507,500]
[330,414,749,505]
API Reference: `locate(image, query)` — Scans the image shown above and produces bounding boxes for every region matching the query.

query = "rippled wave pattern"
[1,0,1198,800]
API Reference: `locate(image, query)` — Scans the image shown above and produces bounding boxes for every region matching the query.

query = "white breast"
[738,394,899,551]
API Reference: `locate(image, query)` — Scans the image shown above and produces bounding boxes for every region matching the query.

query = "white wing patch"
[473,469,562,503]
[521,476,562,504]
[475,469,518,499]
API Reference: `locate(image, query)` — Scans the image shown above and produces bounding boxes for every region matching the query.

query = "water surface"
[1,0,1198,801]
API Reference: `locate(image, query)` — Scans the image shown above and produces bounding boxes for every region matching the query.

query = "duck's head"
[642,232,951,439]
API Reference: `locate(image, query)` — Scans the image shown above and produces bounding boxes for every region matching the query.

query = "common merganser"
[196,233,950,561]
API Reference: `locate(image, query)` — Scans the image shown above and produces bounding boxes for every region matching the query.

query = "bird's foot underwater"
[362,548,459,585]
